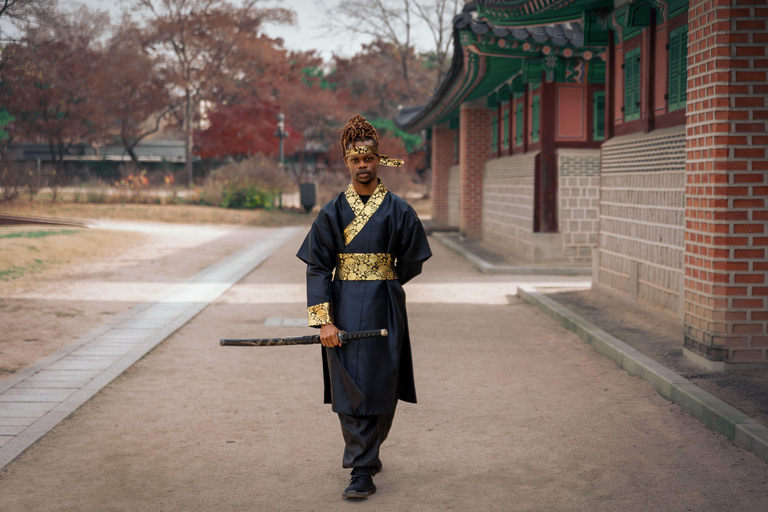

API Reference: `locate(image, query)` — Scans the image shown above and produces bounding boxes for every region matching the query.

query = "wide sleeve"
[395,208,432,286]
[296,211,337,327]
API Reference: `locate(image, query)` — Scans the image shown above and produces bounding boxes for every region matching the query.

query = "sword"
[220,329,388,347]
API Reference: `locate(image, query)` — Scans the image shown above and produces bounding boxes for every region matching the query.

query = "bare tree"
[412,0,461,85]
[3,5,109,186]
[0,0,55,40]
[329,0,415,91]
[97,16,175,167]
[137,0,293,185]
[329,0,461,91]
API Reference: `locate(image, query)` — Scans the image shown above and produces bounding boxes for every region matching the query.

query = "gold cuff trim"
[343,181,387,246]
[336,253,397,281]
[307,302,333,326]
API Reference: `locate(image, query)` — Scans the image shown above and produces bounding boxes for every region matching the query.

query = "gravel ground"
[1,229,768,511]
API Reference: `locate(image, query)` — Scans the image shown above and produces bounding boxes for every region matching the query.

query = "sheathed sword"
[220,329,388,347]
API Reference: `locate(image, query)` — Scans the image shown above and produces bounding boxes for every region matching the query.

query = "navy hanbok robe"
[297,181,431,415]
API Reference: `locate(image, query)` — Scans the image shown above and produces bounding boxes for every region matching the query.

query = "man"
[297,114,431,499]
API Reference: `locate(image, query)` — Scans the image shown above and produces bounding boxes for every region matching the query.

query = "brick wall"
[459,103,493,238]
[684,0,768,363]
[482,152,538,259]
[558,149,601,263]
[431,123,454,225]
[598,127,687,315]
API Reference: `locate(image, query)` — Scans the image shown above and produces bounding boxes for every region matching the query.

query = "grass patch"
[0,226,139,286]
[0,230,79,240]
[0,202,311,226]
[0,260,47,281]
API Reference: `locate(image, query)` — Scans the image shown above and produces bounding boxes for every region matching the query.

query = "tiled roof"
[455,10,584,47]
[395,1,611,131]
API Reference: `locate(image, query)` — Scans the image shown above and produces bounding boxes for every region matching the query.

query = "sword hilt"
[338,329,388,344]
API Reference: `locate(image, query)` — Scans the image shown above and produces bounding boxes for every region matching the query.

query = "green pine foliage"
[368,117,423,153]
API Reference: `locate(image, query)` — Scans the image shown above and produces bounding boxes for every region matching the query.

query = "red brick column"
[459,102,492,238]
[431,122,454,225]
[684,0,768,363]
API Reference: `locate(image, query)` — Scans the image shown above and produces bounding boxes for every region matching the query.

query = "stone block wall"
[598,126,687,315]
[558,149,601,263]
[482,152,538,259]
[448,164,460,227]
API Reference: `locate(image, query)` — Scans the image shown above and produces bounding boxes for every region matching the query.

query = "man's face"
[345,140,379,188]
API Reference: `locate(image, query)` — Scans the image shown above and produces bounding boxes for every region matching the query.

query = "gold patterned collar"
[343,181,387,245]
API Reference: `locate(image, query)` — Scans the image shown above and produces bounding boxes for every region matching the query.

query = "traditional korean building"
[396,0,768,367]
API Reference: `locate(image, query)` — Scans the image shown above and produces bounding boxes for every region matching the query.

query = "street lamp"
[275,112,288,167]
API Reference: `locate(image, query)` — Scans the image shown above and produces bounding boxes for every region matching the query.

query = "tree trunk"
[127,146,141,168]
[400,47,411,92]
[184,94,194,186]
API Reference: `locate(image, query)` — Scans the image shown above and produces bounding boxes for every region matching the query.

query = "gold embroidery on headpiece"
[378,156,404,167]
[344,145,379,158]
[344,146,404,167]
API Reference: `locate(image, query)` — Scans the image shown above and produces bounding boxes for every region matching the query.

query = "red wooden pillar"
[538,78,558,233]
[459,101,492,239]
[642,11,657,133]
[606,31,615,140]
[684,0,768,364]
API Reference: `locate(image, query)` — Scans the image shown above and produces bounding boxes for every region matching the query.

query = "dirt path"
[1,231,768,511]
[0,221,285,379]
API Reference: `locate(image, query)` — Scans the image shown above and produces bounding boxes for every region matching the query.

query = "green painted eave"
[430,55,524,127]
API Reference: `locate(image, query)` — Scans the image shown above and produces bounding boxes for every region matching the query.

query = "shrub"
[221,184,278,209]
[198,156,292,209]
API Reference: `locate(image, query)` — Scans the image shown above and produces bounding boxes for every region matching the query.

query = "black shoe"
[342,474,376,499]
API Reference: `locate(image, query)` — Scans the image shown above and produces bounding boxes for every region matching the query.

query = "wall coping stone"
[602,125,686,149]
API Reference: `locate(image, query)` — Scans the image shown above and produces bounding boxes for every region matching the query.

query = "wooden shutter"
[668,25,688,112]
[624,47,641,121]
[531,95,540,143]
[515,103,523,147]
[492,112,498,154]
[593,91,605,141]
[502,108,510,150]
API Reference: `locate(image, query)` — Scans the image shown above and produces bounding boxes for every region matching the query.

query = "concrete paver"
[0,388,78,402]
[1,227,767,511]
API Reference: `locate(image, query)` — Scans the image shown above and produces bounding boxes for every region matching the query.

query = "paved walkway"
[1,228,768,510]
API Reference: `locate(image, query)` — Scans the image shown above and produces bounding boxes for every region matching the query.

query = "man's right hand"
[320,323,342,347]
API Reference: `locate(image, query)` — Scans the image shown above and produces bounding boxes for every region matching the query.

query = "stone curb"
[432,233,590,276]
[516,285,768,466]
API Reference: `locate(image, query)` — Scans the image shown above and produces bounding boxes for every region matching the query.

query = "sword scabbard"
[220,329,388,347]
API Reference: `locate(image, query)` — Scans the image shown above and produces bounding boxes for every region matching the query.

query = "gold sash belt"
[336,253,397,281]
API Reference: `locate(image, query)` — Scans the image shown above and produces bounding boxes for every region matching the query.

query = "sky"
[70,0,439,62]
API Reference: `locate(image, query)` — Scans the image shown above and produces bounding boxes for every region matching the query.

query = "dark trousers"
[338,406,396,475]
